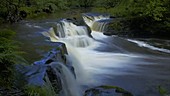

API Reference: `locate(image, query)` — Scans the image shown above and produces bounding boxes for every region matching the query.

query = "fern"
[0,28,27,87]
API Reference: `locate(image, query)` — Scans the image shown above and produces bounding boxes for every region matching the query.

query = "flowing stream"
[14,13,170,96]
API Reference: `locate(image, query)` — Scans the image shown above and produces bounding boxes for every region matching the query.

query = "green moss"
[110,20,123,31]
[25,83,57,96]
[158,86,168,95]
[99,85,133,96]
[25,86,49,96]
[85,85,133,96]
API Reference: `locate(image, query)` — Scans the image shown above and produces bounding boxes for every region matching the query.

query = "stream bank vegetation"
[0,27,26,95]
[0,0,169,38]
[92,0,170,39]
[0,0,170,95]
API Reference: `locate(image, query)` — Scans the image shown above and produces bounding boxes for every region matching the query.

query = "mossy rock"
[84,85,133,96]
[104,18,129,36]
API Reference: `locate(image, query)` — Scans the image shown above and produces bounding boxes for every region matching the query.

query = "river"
[13,13,170,96]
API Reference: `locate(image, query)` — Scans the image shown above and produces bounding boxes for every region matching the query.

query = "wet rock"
[110,16,116,18]
[85,24,92,37]
[103,18,126,36]
[84,85,133,96]
[46,66,62,93]
[15,64,47,86]
[65,18,92,37]
[66,18,80,25]
[82,13,113,36]
[15,42,76,94]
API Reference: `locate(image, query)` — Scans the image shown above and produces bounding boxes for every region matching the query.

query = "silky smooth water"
[14,14,170,96]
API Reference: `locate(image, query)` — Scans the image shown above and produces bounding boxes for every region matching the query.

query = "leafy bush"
[95,0,120,10]
[106,0,170,37]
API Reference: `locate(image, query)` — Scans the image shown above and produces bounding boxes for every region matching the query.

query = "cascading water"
[82,13,112,32]
[42,27,59,42]
[42,13,170,96]
[51,19,94,47]
[42,19,96,95]
[49,62,81,96]
[43,15,136,91]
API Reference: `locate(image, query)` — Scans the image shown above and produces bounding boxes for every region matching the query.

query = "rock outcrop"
[15,42,75,94]
[84,85,133,96]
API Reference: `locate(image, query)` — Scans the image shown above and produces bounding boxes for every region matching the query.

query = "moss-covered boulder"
[84,85,133,96]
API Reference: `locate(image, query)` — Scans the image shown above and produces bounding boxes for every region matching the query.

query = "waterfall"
[42,19,96,95]
[43,19,94,48]
[57,19,88,37]
[17,12,170,96]
[49,62,81,96]
[82,13,112,32]
[42,14,124,86]
[57,19,94,48]
[42,14,136,95]
[42,27,59,42]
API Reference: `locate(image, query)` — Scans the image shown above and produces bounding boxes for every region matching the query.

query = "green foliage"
[30,0,67,11]
[66,0,79,8]
[110,20,123,31]
[107,0,170,37]
[0,28,26,87]
[0,29,16,39]
[95,0,120,10]
[111,0,168,21]
[25,86,49,96]
[19,6,36,14]
[21,0,69,19]
[0,0,70,22]
[25,82,57,96]
[127,0,167,21]
[144,0,166,21]
[65,0,97,8]
[0,0,23,23]
[158,86,168,95]
[77,0,96,8]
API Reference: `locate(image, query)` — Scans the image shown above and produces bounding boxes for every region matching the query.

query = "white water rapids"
[34,13,170,96]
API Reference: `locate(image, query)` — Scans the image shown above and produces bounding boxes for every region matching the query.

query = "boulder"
[84,85,133,96]
[15,42,75,94]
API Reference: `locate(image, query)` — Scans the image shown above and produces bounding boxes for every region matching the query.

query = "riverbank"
[0,0,170,95]
[1,4,169,40]
[26,8,170,40]
[90,0,170,40]
[0,0,169,39]
[1,10,170,96]
[0,4,169,76]
[103,16,170,40]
